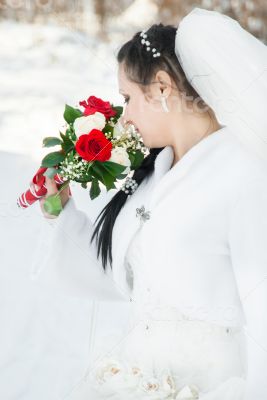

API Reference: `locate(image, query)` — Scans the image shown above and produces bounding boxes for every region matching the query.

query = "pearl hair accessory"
[140,30,161,58]
[121,176,138,195]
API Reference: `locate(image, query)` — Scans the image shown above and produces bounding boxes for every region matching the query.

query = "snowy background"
[1,0,267,399]
[0,2,159,399]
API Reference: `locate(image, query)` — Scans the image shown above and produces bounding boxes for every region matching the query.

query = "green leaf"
[102,124,114,134]
[62,141,75,153]
[81,182,88,189]
[65,125,77,141]
[59,132,75,153]
[74,175,92,184]
[63,104,83,124]
[90,162,117,190]
[128,150,144,169]
[43,167,58,179]
[116,173,128,180]
[42,137,62,147]
[111,106,123,119]
[43,194,63,216]
[59,132,66,141]
[90,178,101,200]
[41,151,65,168]
[100,160,128,177]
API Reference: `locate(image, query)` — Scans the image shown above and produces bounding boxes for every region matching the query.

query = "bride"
[36,7,267,400]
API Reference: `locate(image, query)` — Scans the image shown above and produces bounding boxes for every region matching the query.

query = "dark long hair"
[90,23,207,272]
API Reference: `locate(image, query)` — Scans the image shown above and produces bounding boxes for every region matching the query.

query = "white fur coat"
[31,125,267,399]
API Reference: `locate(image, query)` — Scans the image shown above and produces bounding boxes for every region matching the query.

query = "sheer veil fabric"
[175,7,267,161]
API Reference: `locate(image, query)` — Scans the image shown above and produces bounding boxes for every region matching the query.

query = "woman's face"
[117,63,176,148]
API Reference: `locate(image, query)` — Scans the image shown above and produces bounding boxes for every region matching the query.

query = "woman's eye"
[123,97,130,104]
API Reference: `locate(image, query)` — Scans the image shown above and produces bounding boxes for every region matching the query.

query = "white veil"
[175,7,267,161]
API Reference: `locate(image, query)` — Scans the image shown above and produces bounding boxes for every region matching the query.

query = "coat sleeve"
[30,194,130,303]
[228,177,267,399]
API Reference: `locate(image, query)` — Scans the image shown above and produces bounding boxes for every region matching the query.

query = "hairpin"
[121,176,138,195]
[140,30,161,58]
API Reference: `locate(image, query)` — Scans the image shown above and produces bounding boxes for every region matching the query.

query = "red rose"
[79,95,117,119]
[75,129,112,162]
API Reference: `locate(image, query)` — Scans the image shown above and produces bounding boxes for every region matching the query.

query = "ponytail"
[90,147,164,271]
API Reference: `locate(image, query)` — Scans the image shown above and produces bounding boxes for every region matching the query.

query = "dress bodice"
[124,223,153,318]
[124,195,157,322]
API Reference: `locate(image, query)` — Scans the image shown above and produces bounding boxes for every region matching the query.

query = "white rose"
[113,120,123,138]
[93,357,124,385]
[175,384,199,399]
[89,357,126,395]
[89,357,142,397]
[136,374,171,400]
[160,371,177,396]
[113,120,134,140]
[73,111,106,137]
[109,147,131,174]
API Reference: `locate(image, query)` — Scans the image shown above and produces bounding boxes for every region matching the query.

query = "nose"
[118,116,133,128]
[122,103,131,122]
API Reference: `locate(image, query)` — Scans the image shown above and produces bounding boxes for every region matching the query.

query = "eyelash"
[123,97,130,104]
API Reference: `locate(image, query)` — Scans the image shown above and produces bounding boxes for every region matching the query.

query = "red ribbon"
[17,167,70,209]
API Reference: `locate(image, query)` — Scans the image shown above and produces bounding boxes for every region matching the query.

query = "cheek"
[131,97,160,122]
[127,97,163,139]
[130,96,146,115]
[137,112,164,146]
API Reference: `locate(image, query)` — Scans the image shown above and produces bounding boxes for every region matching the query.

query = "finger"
[60,185,71,206]
[45,176,58,196]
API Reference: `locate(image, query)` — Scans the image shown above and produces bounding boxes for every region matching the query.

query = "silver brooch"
[136,205,151,222]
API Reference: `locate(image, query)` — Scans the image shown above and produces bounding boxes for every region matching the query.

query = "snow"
[0,19,122,162]
[114,0,158,28]
[0,17,136,399]
[0,150,131,398]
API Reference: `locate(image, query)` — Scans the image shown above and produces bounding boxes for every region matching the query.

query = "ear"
[149,70,173,101]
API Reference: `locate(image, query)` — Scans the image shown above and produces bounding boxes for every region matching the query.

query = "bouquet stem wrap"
[17,167,68,209]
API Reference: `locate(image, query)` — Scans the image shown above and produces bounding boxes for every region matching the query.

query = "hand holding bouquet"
[17,95,147,216]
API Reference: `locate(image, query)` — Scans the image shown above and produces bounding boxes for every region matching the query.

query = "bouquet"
[87,355,200,400]
[17,95,147,216]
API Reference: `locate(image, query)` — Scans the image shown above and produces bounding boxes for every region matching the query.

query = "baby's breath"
[112,123,147,155]
[104,131,113,140]
[59,154,89,181]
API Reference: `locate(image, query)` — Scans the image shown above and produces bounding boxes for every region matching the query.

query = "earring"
[161,96,169,113]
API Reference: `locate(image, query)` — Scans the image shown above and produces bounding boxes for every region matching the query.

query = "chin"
[141,135,153,146]
[143,139,153,149]
[140,136,148,147]
[144,139,163,149]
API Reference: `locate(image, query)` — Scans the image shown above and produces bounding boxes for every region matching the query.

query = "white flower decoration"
[161,371,177,397]
[108,147,131,174]
[87,356,199,400]
[136,373,174,400]
[113,120,123,138]
[89,356,142,397]
[73,111,106,137]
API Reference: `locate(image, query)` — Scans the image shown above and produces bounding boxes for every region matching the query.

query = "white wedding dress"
[63,217,247,400]
[28,8,267,399]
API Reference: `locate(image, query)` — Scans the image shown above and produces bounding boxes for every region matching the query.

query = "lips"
[127,121,139,132]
